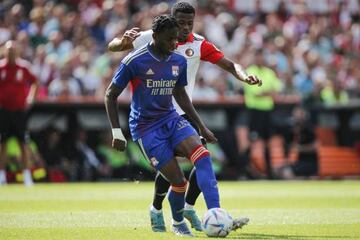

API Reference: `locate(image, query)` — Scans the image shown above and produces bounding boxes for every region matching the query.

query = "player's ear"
[152,32,157,42]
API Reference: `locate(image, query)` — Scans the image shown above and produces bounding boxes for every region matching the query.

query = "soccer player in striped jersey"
[108,2,260,232]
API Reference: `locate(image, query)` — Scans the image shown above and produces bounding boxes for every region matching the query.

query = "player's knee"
[171,180,187,194]
[189,145,210,164]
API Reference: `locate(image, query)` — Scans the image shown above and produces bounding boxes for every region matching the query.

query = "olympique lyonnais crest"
[172,66,179,77]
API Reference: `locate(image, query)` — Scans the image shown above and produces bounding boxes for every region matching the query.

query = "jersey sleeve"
[133,30,153,50]
[176,58,187,87]
[200,40,224,64]
[112,62,136,89]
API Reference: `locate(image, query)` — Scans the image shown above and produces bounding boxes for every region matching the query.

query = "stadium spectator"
[45,31,73,63]
[64,128,110,181]
[236,49,282,179]
[321,80,349,106]
[28,6,48,48]
[38,126,68,181]
[277,106,319,179]
[32,44,57,97]
[48,62,83,98]
[0,40,39,186]
[73,52,101,95]
[16,30,33,60]
[0,0,358,101]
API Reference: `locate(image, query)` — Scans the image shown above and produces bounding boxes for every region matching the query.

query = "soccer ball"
[202,208,233,238]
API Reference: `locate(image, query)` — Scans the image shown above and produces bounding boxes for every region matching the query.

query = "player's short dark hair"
[152,14,179,34]
[171,2,195,15]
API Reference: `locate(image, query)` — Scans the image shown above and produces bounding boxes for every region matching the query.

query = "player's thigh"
[137,129,175,170]
[0,109,11,143]
[12,111,28,143]
[249,109,272,141]
[138,135,185,184]
[175,135,202,158]
[170,117,201,157]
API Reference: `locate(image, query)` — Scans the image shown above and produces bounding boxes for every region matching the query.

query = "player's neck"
[149,43,170,61]
[5,58,16,65]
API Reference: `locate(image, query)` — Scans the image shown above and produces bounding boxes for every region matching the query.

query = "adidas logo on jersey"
[146,68,154,75]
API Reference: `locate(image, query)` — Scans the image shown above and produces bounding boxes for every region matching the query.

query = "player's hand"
[111,128,127,151]
[244,75,262,86]
[200,127,218,144]
[122,27,140,44]
[25,98,35,110]
[112,138,126,151]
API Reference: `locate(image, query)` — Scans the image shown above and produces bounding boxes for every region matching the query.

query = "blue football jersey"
[112,44,188,140]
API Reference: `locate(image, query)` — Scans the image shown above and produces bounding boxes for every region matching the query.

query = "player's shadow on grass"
[226,233,351,239]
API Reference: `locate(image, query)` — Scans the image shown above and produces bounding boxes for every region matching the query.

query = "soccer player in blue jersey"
[108,2,256,232]
[105,14,226,237]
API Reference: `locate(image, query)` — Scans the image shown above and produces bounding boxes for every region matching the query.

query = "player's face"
[174,12,195,42]
[156,28,179,55]
[4,41,17,63]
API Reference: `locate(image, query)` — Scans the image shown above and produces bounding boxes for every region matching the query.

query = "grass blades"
[1,181,359,240]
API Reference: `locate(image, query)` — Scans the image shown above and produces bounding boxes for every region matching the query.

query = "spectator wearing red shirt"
[0,40,39,186]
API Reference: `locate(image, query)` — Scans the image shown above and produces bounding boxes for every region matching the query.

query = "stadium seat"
[315,127,338,146]
[250,136,293,173]
[250,138,360,178]
[318,147,360,178]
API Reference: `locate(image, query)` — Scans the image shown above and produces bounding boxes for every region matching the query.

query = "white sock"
[0,170,7,184]
[184,203,194,211]
[172,219,185,225]
[150,205,162,213]
[23,169,33,186]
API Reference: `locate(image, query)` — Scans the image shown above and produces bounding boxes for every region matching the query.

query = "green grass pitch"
[1,181,360,239]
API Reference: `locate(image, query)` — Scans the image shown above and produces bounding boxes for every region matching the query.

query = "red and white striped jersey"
[0,59,37,110]
[133,30,224,115]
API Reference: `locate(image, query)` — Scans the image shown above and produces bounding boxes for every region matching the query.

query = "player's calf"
[189,145,220,209]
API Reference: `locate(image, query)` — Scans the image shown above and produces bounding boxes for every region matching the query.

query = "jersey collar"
[177,33,194,46]
[147,42,172,62]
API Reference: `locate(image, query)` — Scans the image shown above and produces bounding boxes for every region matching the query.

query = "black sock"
[185,168,201,206]
[152,172,170,210]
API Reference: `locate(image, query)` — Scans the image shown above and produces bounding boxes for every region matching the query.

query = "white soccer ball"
[202,208,233,238]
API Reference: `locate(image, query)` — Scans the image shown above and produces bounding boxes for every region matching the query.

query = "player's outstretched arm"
[108,27,140,52]
[216,57,262,86]
[173,86,217,143]
[104,82,127,151]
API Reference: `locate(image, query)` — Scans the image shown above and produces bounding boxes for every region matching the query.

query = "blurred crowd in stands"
[1,0,360,182]
[0,0,359,103]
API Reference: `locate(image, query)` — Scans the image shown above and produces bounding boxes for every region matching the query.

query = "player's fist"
[111,128,127,151]
[112,138,127,151]
[245,75,262,86]
[200,127,218,144]
[122,27,140,43]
